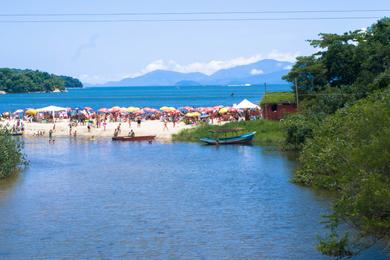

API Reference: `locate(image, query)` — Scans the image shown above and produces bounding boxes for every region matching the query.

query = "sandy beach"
[1,119,194,141]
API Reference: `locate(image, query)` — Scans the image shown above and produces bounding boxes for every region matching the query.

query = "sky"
[0,0,389,84]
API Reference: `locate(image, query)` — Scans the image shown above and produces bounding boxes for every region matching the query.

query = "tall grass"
[173,120,284,146]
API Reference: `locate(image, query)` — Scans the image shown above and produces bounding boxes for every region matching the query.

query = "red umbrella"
[98,108,108,113]
[184,106,194,112]
[84,107,93,111]
[143,107,155,113]
[135,109,145,115]
[111,106,121,113]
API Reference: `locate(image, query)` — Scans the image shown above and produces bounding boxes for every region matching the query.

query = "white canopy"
[234,99,260,109]
[37,105,67,112]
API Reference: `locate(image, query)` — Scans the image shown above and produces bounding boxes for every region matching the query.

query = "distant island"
[101,59,292,87]
[0,68,83,94]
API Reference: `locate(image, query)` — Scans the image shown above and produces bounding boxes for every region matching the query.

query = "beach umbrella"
[219,107,229,114]
[127,106,140,113]
[160,106,176,112]
[25,109,37,115]
[98,108,108,113]
[13,109,24,114]
[120,107,128,113]
[185,112,200,117]
[135,109,145,115]
[84,107,93,111]
[159,106,170,111]
[111,106,121,112]
[143,107,157,113]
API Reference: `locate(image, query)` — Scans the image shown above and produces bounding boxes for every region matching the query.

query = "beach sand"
[2,120,194,141]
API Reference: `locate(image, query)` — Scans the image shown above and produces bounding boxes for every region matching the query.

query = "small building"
[260,92,297,120]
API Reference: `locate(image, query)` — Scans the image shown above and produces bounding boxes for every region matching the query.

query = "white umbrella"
[234,99,260,109]
[13,109,24,114]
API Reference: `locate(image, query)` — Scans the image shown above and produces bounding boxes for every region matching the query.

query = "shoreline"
[2,120,194,141]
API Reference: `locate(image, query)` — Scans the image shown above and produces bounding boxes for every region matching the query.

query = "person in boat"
[128,129,135,138]
[117,123,121,133]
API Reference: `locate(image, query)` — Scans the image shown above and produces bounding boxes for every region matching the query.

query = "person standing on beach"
[68,122,73,136]
[137,117,141,128]
[163,118,168,131]
[103,120,107,131]
[172,116,176,128]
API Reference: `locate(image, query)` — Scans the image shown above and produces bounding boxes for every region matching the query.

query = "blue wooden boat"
[200,131,256,145]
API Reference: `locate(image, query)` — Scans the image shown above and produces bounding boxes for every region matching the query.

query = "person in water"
[48,129,54,144]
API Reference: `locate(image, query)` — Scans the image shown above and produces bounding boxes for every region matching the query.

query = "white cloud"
[80,51,299,84]
[266,50,299,62]
[250,69,264,75]
[130,54,265,77]
[131,51,298,78]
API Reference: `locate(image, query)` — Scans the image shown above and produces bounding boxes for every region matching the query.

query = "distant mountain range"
[101,59,293,86]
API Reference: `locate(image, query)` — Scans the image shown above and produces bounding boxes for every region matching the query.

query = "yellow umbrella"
[185,112,200,117]
[219,107,229,114]
[160,106,176,112]
[127,106,140,113]
[25,109,37,115]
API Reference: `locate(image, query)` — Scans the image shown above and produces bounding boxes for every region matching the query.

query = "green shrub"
[0,129,24,179]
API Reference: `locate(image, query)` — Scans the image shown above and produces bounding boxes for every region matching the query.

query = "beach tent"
[37,105,67,113]
[234,99,260,109]
[36,105,67,119]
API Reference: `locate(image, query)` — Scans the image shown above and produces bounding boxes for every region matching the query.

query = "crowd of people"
[0,104,262,141]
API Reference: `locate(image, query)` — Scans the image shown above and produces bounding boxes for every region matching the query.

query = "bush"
[294,88,390,254]
[0,129,24,179]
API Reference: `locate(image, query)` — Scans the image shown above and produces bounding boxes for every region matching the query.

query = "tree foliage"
[0,68,83,93]
[0,129,24,179]
[282,18,390,257]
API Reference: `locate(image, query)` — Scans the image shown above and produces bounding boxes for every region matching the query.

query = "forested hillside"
[0,68,82,93]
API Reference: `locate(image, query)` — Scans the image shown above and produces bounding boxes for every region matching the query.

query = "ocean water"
[0,85,291,112]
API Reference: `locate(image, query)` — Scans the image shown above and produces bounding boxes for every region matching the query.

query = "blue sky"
[1,0,389,84]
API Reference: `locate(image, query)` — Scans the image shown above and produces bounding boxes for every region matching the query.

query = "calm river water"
[0,138,388,259]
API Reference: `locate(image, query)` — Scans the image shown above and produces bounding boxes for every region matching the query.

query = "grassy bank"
[173,120,284,146]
